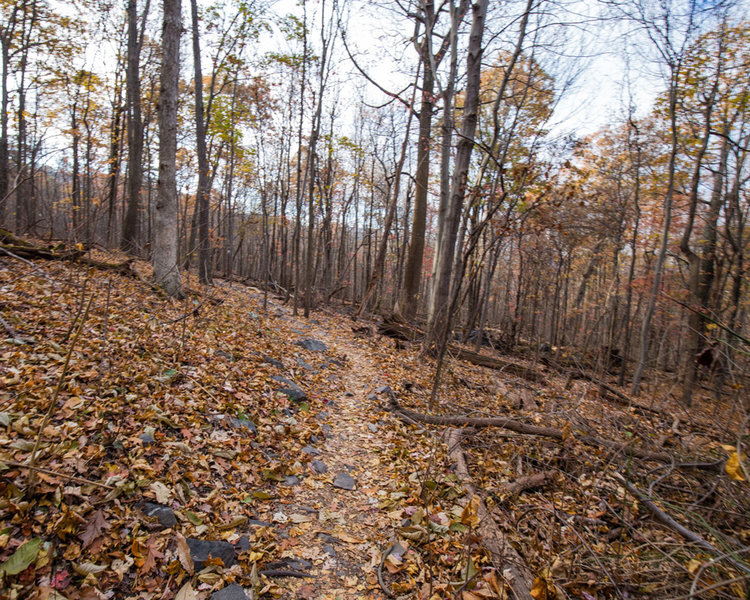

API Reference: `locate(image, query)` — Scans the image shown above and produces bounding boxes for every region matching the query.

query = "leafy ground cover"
[0,251,748,599]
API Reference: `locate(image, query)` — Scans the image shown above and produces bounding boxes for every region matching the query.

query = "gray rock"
[367,423,379,433]
[186,538,236,569]
[295,358,316,371]
[271,376,307,402]
[144,502,176,528]
[248,519,272,527]
[283,475,300,487]
[322,544,336,556]
[235,535,251,552]
[138,432,155,445]
[228,416,257,435]
[295,339,327,352]
[262,355,284,369]
[311,459,328,474]
[216,350,234,360]
[302,445,320,456]
[211,584,249,600]
[333,472,356,491]
[376,385,393,395]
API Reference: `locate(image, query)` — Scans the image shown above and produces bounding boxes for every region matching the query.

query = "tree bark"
[190,0,211,284]
[153,0,184,298]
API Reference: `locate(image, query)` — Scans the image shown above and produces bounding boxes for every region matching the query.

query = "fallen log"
[377,317,547,384]
[387,394,720,467]
[450,347,546,383]
[444,428,535,600]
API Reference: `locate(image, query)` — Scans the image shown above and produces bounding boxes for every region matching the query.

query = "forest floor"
[0,247,748,600]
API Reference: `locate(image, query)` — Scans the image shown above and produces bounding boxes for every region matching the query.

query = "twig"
[3,461,114,490]
[613,472,750,575]
[27,294,94,494]
[378,542,396,598]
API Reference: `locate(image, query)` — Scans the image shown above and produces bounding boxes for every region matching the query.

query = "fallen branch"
[613,472,750,575]
[444,428,535,600]
[377,317,546,384]
[2,461,114,490]
[387,394,717,467]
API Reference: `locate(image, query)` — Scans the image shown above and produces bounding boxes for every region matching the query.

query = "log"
[444,428,535,599]
[387,394,718,467]
[377,317,547,384]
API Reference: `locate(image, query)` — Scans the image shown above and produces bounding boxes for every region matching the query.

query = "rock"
[211,584,249,600]
[295,339,327,352]
[265,558,312,571]
[262,355,284,369]
[144,502,176,529]
[248,519,273,527]
[138,432,155,445]
[375,385,392,395]
[309,435,320,444]
[283,475,300,487]
[333,472,356,491]
[235,535,251,552]
[311,459,328,474]
[271,376,307,402]
[322,544,336,556]
[301,445,320,456]
[344,391,354,397]
[295,358,316,371]
[228,416,257,435]
[367,423,378,433]
[186,538,236,569]
[216,350,233,360]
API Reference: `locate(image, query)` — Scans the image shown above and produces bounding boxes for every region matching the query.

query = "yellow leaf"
[725,451,747,482]
[461,495,481,527]
[687,559,702,574]
[531,577,548,600]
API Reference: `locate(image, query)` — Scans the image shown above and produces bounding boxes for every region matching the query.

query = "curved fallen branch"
[388,394,720,468]
[612,472,750,575]
[444,428,535,600]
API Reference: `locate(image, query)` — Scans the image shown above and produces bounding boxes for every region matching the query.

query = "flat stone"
[367,423,379,433]
[295,358,316,371]
[271,376,307,402]
[262,355,284,369]
[211,584,249,600]
[248,519,272,527]
[186,538,236,569]
[322,544,336,556]
[144,502,176,529]
[301,445,320,456]
[138,432,155,445]
[235,535,251,552]
[311,459,328,474]
[228,416,257,435]
[283,475,301,487]
[295,339,327,352]
[216,350,234,360]
[333,472,356,490]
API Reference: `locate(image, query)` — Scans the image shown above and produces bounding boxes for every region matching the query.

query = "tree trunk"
[190,0,211,284]
[153,0,184,298]
[121,0,145,254]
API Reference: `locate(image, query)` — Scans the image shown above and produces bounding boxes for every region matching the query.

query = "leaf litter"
[0,253,748,599]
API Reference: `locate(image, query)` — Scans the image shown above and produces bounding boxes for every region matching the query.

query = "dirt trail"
[262,299,395,599]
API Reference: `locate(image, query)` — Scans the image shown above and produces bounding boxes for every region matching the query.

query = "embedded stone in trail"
[262,355,284,369]
[143,502,176,529]
[295,338,327,352]
[295,358,316,371]
[271,375,307,402]
[333,472,356,490]
[283,475,301,487]
[311,459,327,474]
[186,538,236,569]
[210,584,249,600]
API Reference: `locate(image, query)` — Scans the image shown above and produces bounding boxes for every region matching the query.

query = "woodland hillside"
[0,0,748,597]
